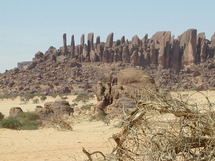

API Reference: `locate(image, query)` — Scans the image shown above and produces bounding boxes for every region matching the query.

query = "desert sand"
[0,91,215,161]
[0,95,120,161]
[0,121,119,161]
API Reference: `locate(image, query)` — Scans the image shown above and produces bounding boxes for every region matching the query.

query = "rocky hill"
[0,29,215,96]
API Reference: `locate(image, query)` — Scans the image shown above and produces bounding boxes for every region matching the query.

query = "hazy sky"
[0,0,214,73]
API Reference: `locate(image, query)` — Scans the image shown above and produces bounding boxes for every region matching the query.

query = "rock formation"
[0,29,215,96]
[70,35,75,58]
[105,32,114,48]
[179,29,197,66]
[63,33,68,54]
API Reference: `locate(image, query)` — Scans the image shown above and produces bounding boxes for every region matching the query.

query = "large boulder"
[44,100,73,116]
[9,107,23,118]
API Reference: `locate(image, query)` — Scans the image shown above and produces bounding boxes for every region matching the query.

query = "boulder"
[17,61,31,69]
[44,100,73,116]
[9,107,23,118]
[95,68,157,111]
[27,62,37,70]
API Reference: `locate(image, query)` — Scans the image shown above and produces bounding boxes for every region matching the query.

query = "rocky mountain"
[0,29,215,96]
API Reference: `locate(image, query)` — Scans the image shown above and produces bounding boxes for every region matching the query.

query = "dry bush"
[84,89,215,161]
[41,115,73,131]
[107,90,215,161]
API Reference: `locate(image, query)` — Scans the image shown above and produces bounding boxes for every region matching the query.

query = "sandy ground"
[0,91,215,161]
[0,121,119,161]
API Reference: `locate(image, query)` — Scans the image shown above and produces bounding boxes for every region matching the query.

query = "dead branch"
[82,147,106,161]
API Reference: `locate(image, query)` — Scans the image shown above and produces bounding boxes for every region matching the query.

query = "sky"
[0,0,214,73]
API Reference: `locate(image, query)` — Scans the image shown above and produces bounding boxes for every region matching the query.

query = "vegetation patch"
[73,93,95,103]
[0,118,22,129]
[80,103,94,111]
[0,112,40,130]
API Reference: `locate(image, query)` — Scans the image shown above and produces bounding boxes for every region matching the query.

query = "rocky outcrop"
[95,68,158,112]
[179,29,197,66]
[70,35,75,58]
[63,33,68,54]
[105,32,114,48]
[87,33,94,52]
[51,29,214,69]
[211,33,215,48]
[0,29,215,96]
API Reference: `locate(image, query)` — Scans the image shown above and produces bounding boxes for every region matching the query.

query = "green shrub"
[40,95,47,102]
[0,118,21,129]
[50,94,58,98]
[73,93,95,103]
[19,120,39,130]
[0,112,40,130]
[19,112,40,121]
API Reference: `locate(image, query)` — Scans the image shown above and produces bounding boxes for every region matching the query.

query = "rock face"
[87,33,94,52]
[211,33,215,48]
[179,29,197,66]
[0,29,215,96]
[105,32,114,48]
